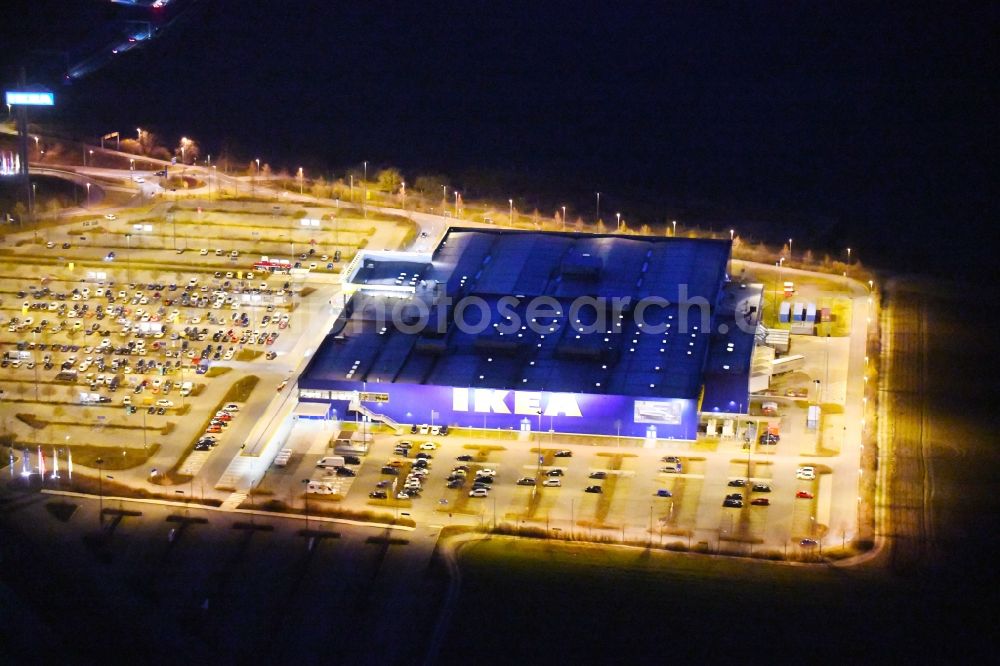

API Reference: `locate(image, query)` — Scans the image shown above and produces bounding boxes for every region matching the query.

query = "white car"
[223,403,240,412]
[134,177,145,183]
[796,466,816,480]
[468,488,489,498]
[477,468,497,477]
[104,214,117,220]
[199,249,209,256]
[419,442,437,451]
[418,424,430,435]
[155,399,173,408]
[542,478,562,487]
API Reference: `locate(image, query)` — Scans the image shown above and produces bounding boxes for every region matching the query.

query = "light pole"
[88,149,93,166]
[302,479,310,531]
[454,191,459,218]
[730,228,734,241]
[180,137,187,164]
[136,127,142,141]
[615,212,621,232]
[96,456,104,525]
[362,160,367,217]
[125,233,132,282]
[211,165,216,200]
[846,247,852,265]
[595,192,601,223]
[508,199,513,227]
[672,219,677,237]
[561,205,566,231]
[788,237,793,260]
[85,182,90,205]
[297,167,304,195]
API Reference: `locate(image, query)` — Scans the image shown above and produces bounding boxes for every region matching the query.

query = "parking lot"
[0,197,412,493]
[262,415,837,551]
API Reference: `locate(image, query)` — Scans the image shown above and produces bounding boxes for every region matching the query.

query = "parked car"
[584,485,603,494]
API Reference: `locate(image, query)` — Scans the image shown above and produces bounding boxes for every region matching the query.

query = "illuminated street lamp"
[846,247,852,265]
[729,228,734,241]
[788,237,793,259]
[85,182,90,204]
[595,191,601,222]
[561,205,566,231]
[95,456,105,525]
[297,166,304,195]
[615,211,621,231]
[508,199,513,227]
[33,135,39,152]
[454,190,460,218]
[672,219,677,236]
[136,127,142,140]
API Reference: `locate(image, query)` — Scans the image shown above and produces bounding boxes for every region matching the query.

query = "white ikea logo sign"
[452,388,582,417]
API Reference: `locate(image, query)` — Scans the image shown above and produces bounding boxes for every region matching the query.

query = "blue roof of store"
[302,228,755,403]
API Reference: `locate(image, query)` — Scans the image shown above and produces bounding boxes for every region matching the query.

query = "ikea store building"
[298,228,761,442]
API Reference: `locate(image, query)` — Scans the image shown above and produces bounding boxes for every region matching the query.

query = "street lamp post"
[615,212,621,231]
[125,233,132,282]
[85,182,90,205]
[508,199,513,227]
[561,205,566,231]
[362,161,367,218]
[297,167,304,195]
[846,247,852,265]
[302,479,310,531]
[454,191,459,218]
[595,192,600,223]
[672,219,677,237]
[788,238,793,260]
[96,456,104,525]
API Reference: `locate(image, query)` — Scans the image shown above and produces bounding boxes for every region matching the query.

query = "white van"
[306,481,335,495]
[316,456,345,469]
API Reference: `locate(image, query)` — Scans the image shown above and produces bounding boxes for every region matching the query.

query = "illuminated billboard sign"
[308,381,698,439]
[5,91,55,106]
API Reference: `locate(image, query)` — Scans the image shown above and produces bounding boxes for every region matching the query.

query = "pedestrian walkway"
[219,490,248,511]
[178,450,211,476]
[215,455,255,491]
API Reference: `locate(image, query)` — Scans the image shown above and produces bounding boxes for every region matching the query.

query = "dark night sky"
[2,1,996,278]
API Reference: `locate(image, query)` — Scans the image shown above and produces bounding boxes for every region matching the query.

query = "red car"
[205,426,222,433]
[751,498,770,506]
[795,491,814,499]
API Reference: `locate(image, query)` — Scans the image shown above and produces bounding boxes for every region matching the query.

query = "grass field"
[442,537,988,663]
